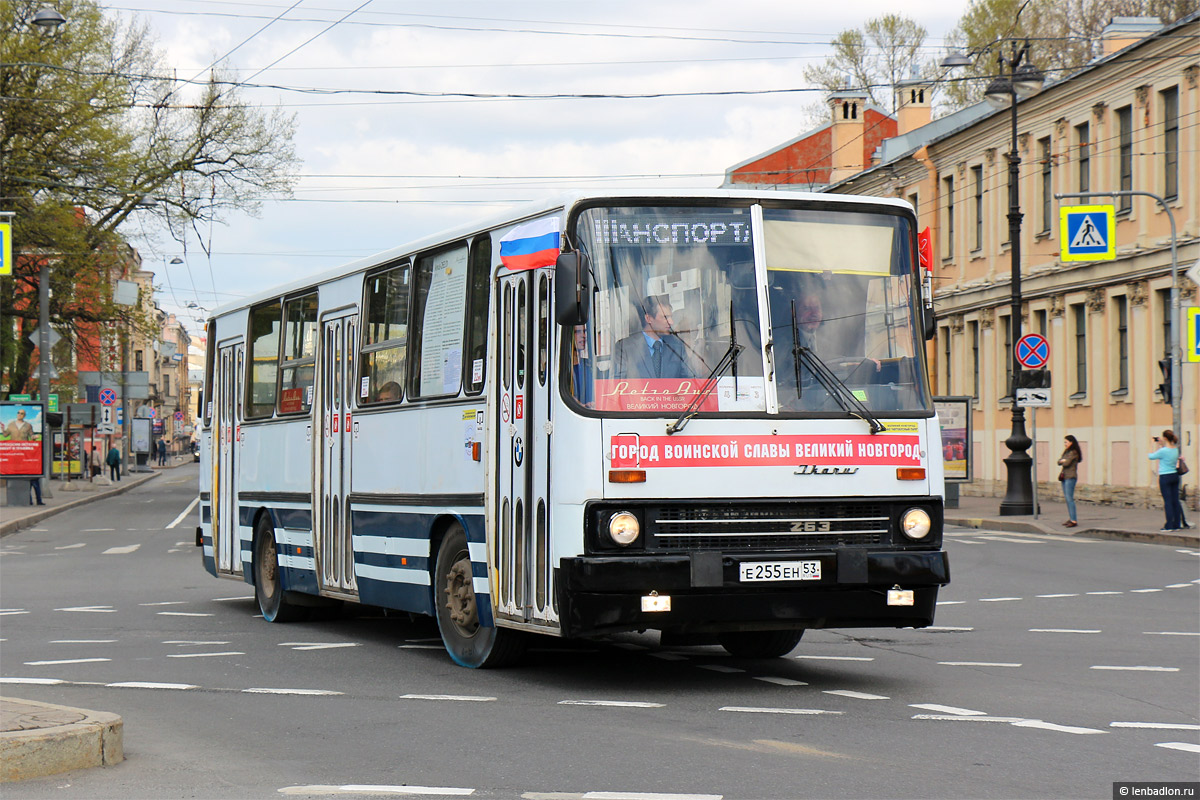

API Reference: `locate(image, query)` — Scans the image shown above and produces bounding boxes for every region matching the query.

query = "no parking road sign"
[99,388,117,406]
[1060,204,1115,262]
[1016,333,1049,369]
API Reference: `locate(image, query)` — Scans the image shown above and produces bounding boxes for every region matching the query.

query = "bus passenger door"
[495,270,556,627]
[315,310,359,597]
[213,342,243,576]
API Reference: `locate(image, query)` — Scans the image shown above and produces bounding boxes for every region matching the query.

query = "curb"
[0,472,159,537]
[945,516,1197,547]
[0,697,123,782]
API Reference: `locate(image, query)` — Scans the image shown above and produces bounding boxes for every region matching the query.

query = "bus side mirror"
[555,251,591,326]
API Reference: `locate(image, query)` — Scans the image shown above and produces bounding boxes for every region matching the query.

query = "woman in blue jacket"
[1148,430,1183,531]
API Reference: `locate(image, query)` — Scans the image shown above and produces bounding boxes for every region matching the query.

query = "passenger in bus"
[571,326,594,406]
[613,295,689,380]
[375,381,402,402]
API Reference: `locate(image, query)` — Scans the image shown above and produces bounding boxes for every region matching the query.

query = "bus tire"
[434,525,524,668]
[717,629,804,659]
[254,516,306,623]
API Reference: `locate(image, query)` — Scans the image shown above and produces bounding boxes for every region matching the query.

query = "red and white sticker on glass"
[610,433,922,469]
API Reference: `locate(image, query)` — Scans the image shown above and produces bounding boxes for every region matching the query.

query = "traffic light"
[1158,359,1172,404]
[45,412,64,428]
[1017,369,1051,389]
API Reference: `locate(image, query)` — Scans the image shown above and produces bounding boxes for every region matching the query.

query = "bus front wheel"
[254,516,306,623]
[717,629,804,659]
[434,526,524,668]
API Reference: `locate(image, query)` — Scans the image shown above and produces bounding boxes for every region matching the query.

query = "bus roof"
[209,188,914,319]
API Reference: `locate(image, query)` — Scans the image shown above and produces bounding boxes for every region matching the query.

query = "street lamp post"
[944,41,1044,516]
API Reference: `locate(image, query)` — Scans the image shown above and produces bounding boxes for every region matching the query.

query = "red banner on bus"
[610,433,922,469]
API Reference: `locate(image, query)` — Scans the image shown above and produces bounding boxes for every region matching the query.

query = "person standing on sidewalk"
[105,445,121,482]
[1148,430,1183,532]
[1057,435,1082,528]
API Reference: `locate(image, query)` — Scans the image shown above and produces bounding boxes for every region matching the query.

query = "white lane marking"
[1029,629,1101,634]
[1156,742,1200,754]
[719,706,841,716]
[979,597,1022,602]
[924,626,974,632]
[1036,593,1079,598]
[793,655,875,662]
[1143,631,1200,636]
[1086,591,1122,595]
[935,600,966,605]
[108,682,197,690]
[0,610,29,616]
[102,544,141,555]
[24,657,111,666]
[1110,722,1200,730]
[51,639,116,643]
[166,496,200,529]
[278,642,360,651]
[823,690,889,700]
[584,794,723,800]
[398,645,442,650]
[559,700,664,708]
[166,651,245,659]
[1131,589,1163,593]
[400,694,496,702]
[1011,720,1106,735]
[280,785,476,796]
[244,688,343,696]
[1166,583,1194,589]
[212,596,254,602]
[938,662,1022,668]
[1090,665,1179,672]
[157,612,214,617]
[697,665,745,673]
[55,606,115,613]
[81,528,115,532]
[913,714,1026,723]
[54,543,86,550]
[753,677,808,687]
[163,640,230,645]
[140,601,188,606]
[909,704,987,716]
[0,677,65,685]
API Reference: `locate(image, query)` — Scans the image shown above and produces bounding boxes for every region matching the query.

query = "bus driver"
[613,295,689,380]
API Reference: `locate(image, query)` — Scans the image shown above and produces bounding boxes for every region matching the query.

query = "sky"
[96,0,973,333]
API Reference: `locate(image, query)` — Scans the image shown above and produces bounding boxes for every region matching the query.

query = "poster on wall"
[933,396,972,483]
[0,401,45,478]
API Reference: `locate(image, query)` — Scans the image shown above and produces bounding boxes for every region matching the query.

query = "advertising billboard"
[933,396,972,483]
[0,401,45,478]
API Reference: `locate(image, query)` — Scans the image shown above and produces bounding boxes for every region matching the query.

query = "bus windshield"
[568,203,930,416]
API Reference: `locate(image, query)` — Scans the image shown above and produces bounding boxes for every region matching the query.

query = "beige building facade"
[826,16,1198,509]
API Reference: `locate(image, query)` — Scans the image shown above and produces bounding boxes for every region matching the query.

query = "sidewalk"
[946,491,1198,547]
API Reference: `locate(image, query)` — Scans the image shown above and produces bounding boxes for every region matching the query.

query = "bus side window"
[360,262,410,405]
[464,235,491,395]
[246,300,282,419]
[278,292,318,414]
[410,243,469,399]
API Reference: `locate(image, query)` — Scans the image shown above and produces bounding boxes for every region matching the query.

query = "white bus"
[198,189,949,668]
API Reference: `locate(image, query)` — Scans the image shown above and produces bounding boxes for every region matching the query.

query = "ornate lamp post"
[943,41,1044,515]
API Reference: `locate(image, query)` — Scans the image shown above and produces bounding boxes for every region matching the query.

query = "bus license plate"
[739,560,821,582]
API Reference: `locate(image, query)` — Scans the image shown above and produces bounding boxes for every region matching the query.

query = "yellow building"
[814,16,1197,508]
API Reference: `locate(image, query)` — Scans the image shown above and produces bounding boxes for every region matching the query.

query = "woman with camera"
[1148,431,1185,532]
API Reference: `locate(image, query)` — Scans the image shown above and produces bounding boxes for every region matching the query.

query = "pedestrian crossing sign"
[1060,204,1115,262]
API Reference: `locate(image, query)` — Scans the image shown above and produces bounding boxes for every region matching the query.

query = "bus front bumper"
[556,549,949,639]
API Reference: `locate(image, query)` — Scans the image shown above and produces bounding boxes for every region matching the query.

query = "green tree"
[803,13,929,122]
[1,0,299,394]
[942,0,1191,110]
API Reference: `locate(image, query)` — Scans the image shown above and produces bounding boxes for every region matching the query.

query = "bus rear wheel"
[434,526,524,668]
[254,516,306,623]
[717,629,804,659]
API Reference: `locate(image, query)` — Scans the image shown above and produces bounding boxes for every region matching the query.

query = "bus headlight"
[607,511,641,546]
[900,507,932,541]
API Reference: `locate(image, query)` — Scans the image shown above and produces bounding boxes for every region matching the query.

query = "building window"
[1034,309,1048,337]
[1113,295,1128,394]
[1075,122,1090,193]
[1161,86,1178,201]
[969,320,980,400]
[942,176,954,259]
[1072,303,1087,397]
[972,165,983,251]
[1001,315,1013,399]
[135,350,143,372]
[1117,106,1133,213]
[941,326,952,394]
[1039,137,1052,233]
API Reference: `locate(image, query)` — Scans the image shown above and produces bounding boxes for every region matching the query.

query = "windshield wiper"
[789,300,885,434]
[667,309,742,435]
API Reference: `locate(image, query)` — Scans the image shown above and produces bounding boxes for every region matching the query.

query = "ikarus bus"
[197,189,950,668]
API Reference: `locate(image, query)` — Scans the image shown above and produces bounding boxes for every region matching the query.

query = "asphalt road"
[2,466,1197,800]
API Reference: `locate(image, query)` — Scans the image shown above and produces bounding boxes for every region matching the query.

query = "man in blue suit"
[613,295,689,380]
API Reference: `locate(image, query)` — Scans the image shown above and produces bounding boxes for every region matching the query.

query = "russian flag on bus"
[499,217,561,271]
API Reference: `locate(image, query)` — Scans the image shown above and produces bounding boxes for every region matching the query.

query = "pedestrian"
[157,438,167,466]
[1148,430,1184,532]
[29,475,45,506]
[89,446,102,479]
[1057,435,1082,528]
[106,444,121,482]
